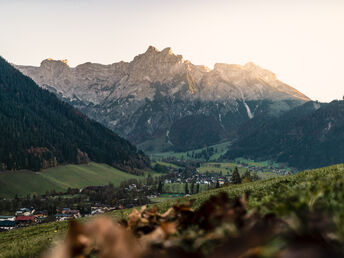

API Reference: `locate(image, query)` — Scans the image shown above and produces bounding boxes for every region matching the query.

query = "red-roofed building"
[16,216,36,226]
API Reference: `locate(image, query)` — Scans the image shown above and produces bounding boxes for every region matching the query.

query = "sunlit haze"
[1,0,343,102]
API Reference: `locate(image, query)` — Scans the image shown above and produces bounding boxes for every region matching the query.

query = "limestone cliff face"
[16,46,310,151]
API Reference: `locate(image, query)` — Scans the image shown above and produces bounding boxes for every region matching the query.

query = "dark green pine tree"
[185,182,189,194]
[242,169,251,182]
[157,180,163,193]
[146,174,154,185]
[191,182,195,194]
[252,171,259,181]
[231,167,241,184]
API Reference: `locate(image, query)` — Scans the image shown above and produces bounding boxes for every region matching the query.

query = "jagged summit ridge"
[15,46,310,151]
[43,58,69,65]
[16,46,309,103]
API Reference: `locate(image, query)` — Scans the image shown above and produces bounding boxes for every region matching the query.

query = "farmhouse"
[55,208,81,221]
[0,216,16,231]
[16,216,36,226]
[55,213,74,221]
[91,205,116,215]
[0,215,15,221]
[0,220,16,231]
[15,208,35,216]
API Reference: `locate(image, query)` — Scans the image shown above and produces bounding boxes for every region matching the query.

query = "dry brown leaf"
[46,217,145,258]
[128,208,142,229]
[161,207,174,218]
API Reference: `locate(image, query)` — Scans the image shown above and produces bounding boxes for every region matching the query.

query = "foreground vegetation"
[0,162,159,198]
[1,163,344,257]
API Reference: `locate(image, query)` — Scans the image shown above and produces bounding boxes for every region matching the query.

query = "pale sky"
[1,0,343,102]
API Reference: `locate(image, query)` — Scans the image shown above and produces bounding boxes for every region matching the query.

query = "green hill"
[1,163,344,257]
[0,162,158,198]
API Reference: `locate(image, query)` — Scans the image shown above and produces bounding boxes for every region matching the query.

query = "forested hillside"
[0,56,150,172]
[226,100,344,169]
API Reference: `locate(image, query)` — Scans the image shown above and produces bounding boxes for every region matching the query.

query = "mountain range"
[16,46,310,152]
[0,56,149,172]
[3,45,344,170]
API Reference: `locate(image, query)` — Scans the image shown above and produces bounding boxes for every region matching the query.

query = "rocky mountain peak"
[132,46,184,65]
[127,46,186,85]
[41,58,69,67]
[161,47,174,55]
[144,46,175,56]
[37,58,70,80]
[146,45,159,53]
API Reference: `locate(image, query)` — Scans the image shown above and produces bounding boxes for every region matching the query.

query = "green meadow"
[0,162,159,198]
[149,141,231,161]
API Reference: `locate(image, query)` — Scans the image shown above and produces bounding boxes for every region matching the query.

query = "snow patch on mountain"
[243,101,254,119]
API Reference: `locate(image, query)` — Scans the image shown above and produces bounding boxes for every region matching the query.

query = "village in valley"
[0,159,294,231]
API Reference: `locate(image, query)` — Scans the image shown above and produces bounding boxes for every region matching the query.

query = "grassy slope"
[1,163,344,258]
[0,162,158,198]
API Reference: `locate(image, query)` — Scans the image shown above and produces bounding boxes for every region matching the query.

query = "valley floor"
[1,163,343,258]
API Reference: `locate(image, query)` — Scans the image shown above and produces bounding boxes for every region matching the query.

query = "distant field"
[149,141,231,161]
[0,162,159,198]
[198,162,281,179]
[1,164,344,258]
[151,161,180,168]
[233,157,285,169]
